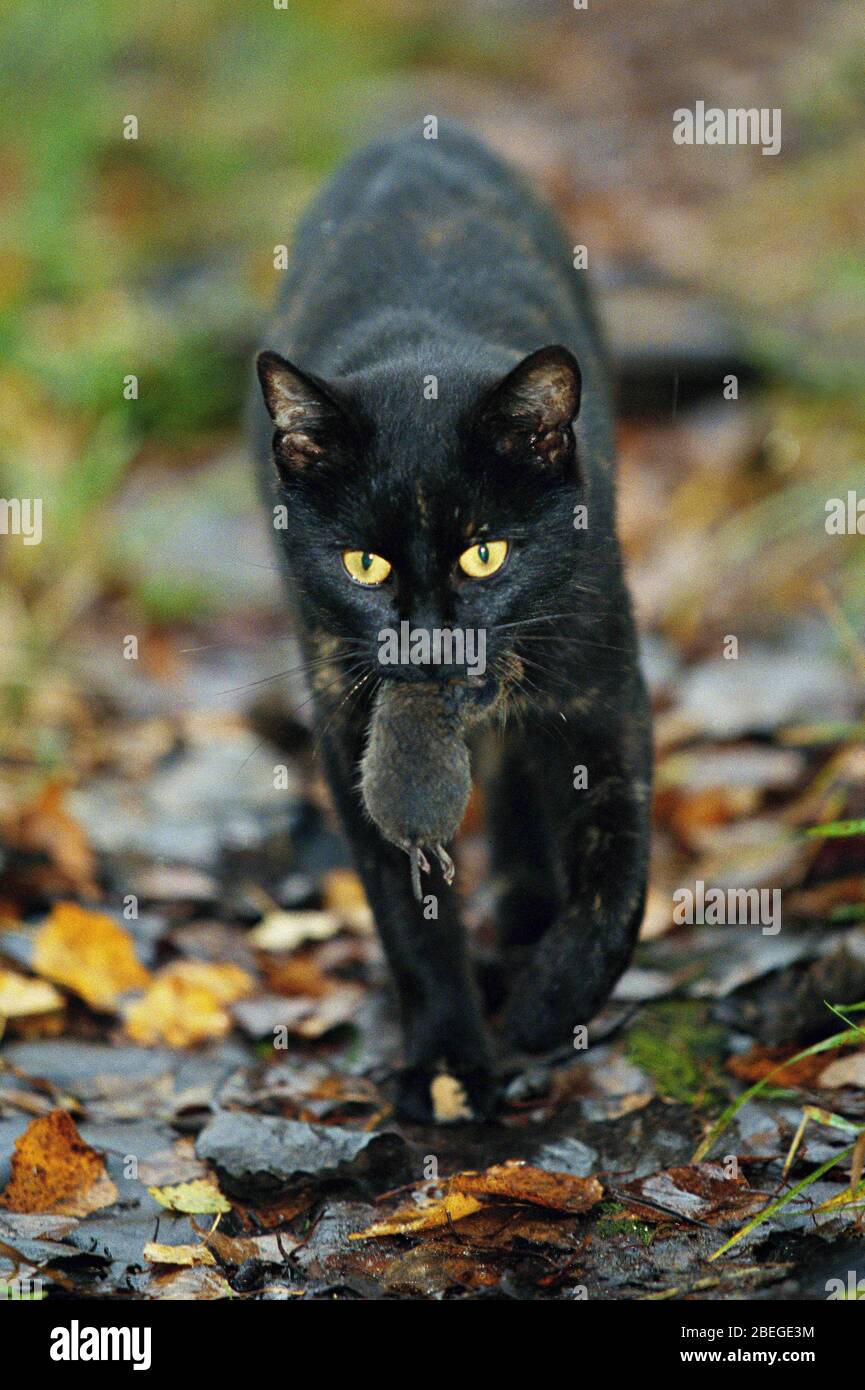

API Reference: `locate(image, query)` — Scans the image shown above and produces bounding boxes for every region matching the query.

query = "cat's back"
[275,122,604,372]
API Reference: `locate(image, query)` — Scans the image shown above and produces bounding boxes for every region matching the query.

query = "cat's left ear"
[477,345,582,475]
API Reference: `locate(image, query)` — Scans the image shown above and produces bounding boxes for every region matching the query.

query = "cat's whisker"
[209,642,367,699]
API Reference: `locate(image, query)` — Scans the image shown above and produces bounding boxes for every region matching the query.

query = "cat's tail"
[502,886,646,1053]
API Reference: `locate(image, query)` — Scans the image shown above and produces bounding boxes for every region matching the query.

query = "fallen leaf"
[2,779,98,899]
[123,960,254,1046]
[205,1229,293,1266]
[0,968,64,1020]
[143,1242,216,1267]
[143,1266,232,1299]
[619,1163,763,1226]
[250,908,371,953]
[350,1190,484,1239]
[382,1243,501,1293]
[232,985,362,1040]
[452,1161,604,1214]
[196,1111,407,1201]
[148,1178,231,1215]
[259,952,333,998]
[727,1044,831,1088]
[33,903,150,1011]
[0,1110,117,1217]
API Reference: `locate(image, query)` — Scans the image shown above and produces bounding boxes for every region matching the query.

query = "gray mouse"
[360,682,472,901]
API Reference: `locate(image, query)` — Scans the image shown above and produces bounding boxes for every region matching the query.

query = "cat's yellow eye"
[458,539,508,579]
[342,549,392,586]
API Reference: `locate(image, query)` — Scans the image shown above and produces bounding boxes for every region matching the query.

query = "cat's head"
[256,344,599,711]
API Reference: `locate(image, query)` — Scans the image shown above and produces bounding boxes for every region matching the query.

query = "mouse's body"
[360,682,471,899]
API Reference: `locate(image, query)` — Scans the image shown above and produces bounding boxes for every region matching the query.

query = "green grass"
[625,1002,728,1108]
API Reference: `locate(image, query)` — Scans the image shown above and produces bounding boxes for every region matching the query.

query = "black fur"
[251,123,652,1122]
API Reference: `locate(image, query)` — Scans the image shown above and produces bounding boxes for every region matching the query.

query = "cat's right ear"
[256,350,353,473]
[475,345,583,478]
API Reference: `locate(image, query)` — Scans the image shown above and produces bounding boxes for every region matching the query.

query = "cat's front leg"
[503,691,652,1053]
[318,723,495,1122]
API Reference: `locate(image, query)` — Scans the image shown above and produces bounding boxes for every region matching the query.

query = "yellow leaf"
[349,1190,483,1240]
[143,1242,216,1267]
[33,903,150,1011]
[149,1179,231,1214]
[123,960,254,1047]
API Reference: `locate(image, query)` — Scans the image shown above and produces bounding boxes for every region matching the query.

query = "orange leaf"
[5,779,98,899]
[452,1161,603,1213]
[0,1110,117,1216]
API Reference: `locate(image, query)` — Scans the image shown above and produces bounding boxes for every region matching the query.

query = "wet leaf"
[196,1111,408,1201]
[452,1162,604,1214]
[618,1163,763,1226]
[350,1190,484,1239]
[142,1266,232,1299]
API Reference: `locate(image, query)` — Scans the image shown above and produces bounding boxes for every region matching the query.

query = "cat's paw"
[394,1064,499,1124]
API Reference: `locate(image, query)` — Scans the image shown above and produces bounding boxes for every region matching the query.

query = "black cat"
[252,122,652,1122]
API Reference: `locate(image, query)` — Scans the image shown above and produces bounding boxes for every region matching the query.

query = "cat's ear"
[477,345,582,473]
[256,350,353,472]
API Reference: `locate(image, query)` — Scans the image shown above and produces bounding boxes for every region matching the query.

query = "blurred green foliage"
[0,0,515,649]
[0,0,862,669]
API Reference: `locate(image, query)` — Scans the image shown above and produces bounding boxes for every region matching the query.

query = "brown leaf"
[143,1266,232,1299]
[33,902,150,1011]
[452,1161,603,1214]
[0,1110,117,1217]
[2,779,98,899]
[618,1163,762,1226]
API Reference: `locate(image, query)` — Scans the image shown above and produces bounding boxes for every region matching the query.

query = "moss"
[595,1202,654,1247]
[625,1001,727,1108]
